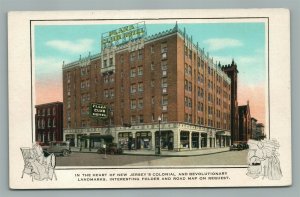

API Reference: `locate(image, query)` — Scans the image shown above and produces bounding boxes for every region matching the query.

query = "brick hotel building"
[62,24,235,151]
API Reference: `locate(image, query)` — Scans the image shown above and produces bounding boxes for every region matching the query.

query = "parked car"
[42,141,71,156]
[230,141,249,151]
[97,143,123,155]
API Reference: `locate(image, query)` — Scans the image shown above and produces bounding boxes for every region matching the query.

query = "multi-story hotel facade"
[62,23,232,151]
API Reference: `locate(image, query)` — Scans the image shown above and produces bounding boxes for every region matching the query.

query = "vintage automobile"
[42,141,71,156]
[97,143,123,155]
[230,141,249,151]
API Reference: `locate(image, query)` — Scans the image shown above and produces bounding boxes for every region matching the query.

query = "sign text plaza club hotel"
[62,22,240,151]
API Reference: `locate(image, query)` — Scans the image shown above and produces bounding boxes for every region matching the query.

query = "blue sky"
[34,21,266,123]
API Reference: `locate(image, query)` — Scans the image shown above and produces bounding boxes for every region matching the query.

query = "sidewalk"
[70,147,230,156]
[123,147,230,157]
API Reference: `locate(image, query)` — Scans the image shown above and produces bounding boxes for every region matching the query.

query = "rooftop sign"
[101,22,146,49]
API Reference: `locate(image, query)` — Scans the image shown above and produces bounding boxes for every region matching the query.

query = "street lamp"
[158,115,162,155]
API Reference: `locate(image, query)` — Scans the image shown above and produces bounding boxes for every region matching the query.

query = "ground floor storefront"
[63,123,231,151]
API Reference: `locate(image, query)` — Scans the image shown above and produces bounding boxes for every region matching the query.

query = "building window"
[120,55,124,64]
[161,42,168,60]
[161,42,168,53]
[104,90,109,98]
[110,89,114,98]
[161,61,167,70]
[138,66,143,76]
[53,107,56,115]
[138,83,143,92]
[130,84,136,94]
[189,49,192,59]
[151,62,155,71]
[37,119,41,129]
[41,119,45,129]
[130,68,136,78]
[184,113,188,122]
[161,78,167,88]
[131,115,136,124]
[47,118,51,128]
[81,67,88,75]
[162,113,168,122]
[109,58,113,66]
[151,45,154,53]
[67,72,71,83]
[138,99,143,109]
[103,60,107,67]
[138,49,143,60]
[151,80,155,88]
[188,114,192,123]
[104,75,109,83]
[138,115,144,123]
[188,82,192,92]
[53,118,56,127]
[162,70,167,77]
[151,96,155,105]
[130,52,135,61]
[184,80,188,91]
[131,100,136,110]
[47,108,51,115]
[188,65,192,76]
[110,75,114,83]
[162,95,168,105]
[184,63,188,75]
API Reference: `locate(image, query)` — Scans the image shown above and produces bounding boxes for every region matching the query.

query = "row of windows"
[130,83,144,93]
[104,89,115,98]
[185,113,229,128]
[37,118,56,129]
[131,95,168,110]
[131,113,168,124]
[37,107,57,116]
[80,80,90,89]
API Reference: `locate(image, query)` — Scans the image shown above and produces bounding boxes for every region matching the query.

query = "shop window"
[180,131,189,148]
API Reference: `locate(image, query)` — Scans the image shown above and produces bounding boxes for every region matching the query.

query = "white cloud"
[203,38,243,51]
[46,39,94,54]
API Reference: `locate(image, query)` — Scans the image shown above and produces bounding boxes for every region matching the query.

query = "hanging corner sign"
[89,103,108,119]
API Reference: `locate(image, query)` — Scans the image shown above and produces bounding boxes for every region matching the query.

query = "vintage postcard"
[8,9,291,189]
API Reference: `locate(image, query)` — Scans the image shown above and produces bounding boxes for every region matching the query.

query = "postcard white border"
[8,9,291,189]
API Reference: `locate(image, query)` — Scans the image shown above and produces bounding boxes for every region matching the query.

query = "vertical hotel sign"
[101,22,146,49]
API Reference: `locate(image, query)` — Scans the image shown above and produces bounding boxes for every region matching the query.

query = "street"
[56,150,248,166]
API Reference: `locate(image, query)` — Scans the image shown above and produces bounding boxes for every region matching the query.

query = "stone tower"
[221,60,239,143]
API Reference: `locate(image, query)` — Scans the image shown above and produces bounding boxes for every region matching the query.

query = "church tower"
[221,60,239,143]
